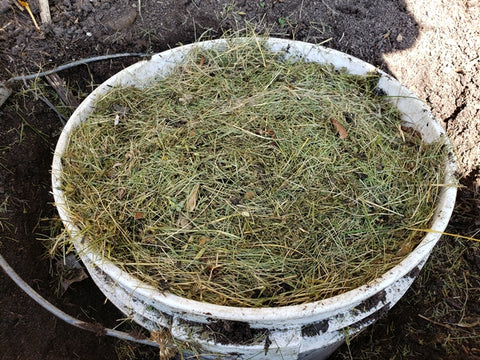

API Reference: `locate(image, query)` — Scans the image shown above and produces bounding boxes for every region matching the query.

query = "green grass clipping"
[60,37,448,307]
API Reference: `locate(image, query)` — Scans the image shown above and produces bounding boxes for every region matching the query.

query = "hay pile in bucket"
[59,37,447,307]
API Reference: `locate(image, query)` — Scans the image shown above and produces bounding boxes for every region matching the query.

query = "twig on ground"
[418,314,456,330]
[38,0,51,24]
[17,1,40,31]
[418,313,480,331]
[46,73,80,108]
[0,82,12,108]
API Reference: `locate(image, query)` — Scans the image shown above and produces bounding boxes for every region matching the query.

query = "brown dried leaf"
[134,211,145,220]
[176,214,192,229]
[55,254,88,295]
[116,187,127,199]
[150,329,178,360]
[186,183,200,212]
[199,236,209,246]
[397,242,413,256]
[244,190,255,200]
[331,117,348,139]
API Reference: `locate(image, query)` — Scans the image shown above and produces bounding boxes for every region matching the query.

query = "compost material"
[60,38,446,307]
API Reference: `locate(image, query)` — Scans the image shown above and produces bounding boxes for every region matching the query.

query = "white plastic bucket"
[52,38,457,360]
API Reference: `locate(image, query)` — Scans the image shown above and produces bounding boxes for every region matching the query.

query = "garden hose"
[0,52,150,109]
[0,253,158,348]
[6,52,149,83]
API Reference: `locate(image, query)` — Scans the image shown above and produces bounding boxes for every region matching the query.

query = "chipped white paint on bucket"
[52,38,457,360]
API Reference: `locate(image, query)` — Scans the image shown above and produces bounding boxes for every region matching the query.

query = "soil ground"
[1,1,479,359]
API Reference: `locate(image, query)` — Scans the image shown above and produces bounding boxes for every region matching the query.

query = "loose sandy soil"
[0,1,479,359]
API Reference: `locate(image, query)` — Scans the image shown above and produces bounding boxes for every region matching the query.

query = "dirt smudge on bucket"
[301,319,330,337]
[350,303,391,331]
[206,319,268,345]
[405,265,421,279]
[354,289,387,313]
